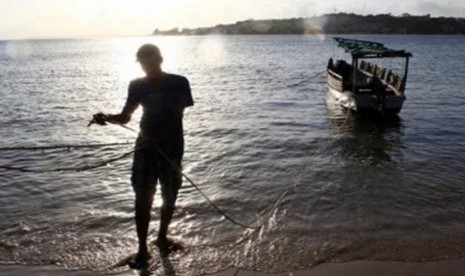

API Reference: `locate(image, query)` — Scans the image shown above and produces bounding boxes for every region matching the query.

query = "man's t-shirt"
[122,73,194,158]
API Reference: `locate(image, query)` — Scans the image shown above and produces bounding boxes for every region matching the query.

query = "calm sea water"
[0,35,465,275]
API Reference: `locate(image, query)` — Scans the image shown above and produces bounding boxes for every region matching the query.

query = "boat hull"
[328,86,404,115]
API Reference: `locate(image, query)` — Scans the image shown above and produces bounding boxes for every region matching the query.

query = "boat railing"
[328,59,406,94]
[359,61,405,93]
[385,71,405,91]
[327,68,344,91]
[360,61,376,75]
[360,60,367,71]
[375,66,386,79]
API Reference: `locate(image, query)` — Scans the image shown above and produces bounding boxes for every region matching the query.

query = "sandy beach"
[2,258,465,276]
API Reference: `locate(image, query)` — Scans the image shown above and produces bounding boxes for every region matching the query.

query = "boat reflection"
[325,103,404,165]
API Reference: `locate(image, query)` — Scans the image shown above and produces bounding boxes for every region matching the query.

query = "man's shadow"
[135,247,177,276]
[160,255,176,276]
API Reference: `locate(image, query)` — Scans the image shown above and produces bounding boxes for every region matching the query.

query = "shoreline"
[2,258,465,276]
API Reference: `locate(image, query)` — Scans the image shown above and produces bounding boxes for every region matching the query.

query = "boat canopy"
[333,37,412,58]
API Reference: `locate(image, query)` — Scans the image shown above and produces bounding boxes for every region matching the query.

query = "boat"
[327,37,412,115]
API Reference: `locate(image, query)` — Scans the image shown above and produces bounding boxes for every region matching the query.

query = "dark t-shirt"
[122,73,194,158]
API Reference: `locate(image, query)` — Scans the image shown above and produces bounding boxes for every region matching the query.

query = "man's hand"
[88,113,108,126]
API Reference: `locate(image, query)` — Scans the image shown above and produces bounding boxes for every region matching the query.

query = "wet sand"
[211,259,465,276]
[2,259,465,276]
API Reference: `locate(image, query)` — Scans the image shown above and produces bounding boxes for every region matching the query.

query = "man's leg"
[158,158,182,248]
[135,191,154,261]
[131,149,157,265]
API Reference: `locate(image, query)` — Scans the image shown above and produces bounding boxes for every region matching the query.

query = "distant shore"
[3,258,465,276]
[152,13,465,36]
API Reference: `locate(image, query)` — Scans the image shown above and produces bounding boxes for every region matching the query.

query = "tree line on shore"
[153,13,465,35]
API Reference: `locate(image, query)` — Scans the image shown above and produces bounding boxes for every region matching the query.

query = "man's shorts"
[131,147,182,206]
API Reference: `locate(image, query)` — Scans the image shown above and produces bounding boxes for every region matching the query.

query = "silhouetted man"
[92,44,193,268]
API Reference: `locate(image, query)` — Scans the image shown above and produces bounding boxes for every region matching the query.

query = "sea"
[0,35,464,275]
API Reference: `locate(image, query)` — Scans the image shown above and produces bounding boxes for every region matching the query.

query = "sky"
[0,0,464,40]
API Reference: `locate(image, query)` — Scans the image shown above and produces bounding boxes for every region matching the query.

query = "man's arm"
[91,81,139,126]
[105,112,132,125]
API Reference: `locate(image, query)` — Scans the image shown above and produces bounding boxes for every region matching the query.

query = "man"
[92,44,194,267]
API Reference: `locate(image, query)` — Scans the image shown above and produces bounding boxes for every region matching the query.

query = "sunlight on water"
[196,36,228,66]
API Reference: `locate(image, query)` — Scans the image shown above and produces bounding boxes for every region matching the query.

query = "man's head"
[136,44,163,74]
[137,44,162,63]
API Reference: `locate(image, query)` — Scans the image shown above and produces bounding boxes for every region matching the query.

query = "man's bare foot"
[128,250,151,269]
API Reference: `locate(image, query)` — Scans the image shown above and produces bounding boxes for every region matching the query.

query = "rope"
[0,150,134,173]
[112,123,287,230]
[309,71,326,80]
[0,122,286,230]
[0,121,300,232]
[0,142,132,151]
[156,147,288,230]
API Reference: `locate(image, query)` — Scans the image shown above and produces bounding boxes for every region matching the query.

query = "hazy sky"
[0,0,463,39]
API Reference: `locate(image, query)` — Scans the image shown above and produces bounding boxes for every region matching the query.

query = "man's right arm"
[94,81,139,125]
[106,113,132,124]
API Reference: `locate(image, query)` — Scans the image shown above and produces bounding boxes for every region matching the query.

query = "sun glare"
[196,36,228,66]
[107,39,142,81]
[5,41,33,59]
[303,17,327,41]
[106,37,190,82]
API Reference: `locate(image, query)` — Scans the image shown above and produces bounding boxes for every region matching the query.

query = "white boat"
[327,37,412,115]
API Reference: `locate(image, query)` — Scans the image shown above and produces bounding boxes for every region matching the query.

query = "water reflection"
[326,104,404,165]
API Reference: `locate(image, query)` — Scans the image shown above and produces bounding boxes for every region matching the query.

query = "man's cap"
[136,44,162,63]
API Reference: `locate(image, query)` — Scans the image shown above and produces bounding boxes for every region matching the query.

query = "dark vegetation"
[153,13,465,35]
